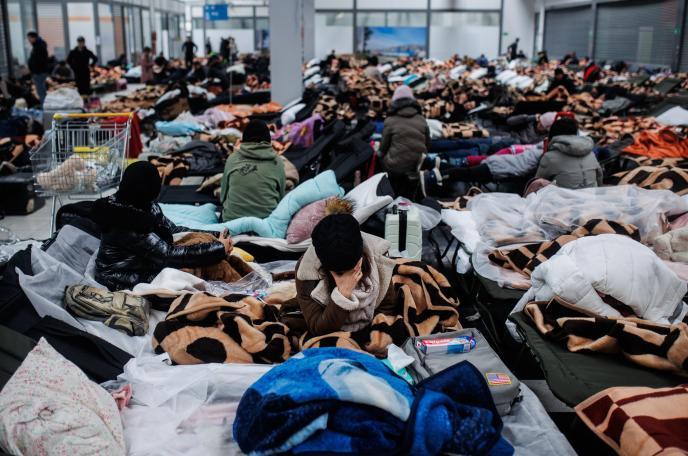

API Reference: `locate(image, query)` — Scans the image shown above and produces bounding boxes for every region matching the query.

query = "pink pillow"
[286,198,328,244]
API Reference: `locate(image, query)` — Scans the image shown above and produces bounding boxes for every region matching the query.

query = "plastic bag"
[390,197,442,231]
[469,185,688,246]
[43,87,84,110]
[0,225,20,263]
[205,265,272,297]
[260,260,297,275]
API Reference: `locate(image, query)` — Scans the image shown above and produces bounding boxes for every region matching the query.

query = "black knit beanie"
[311,214,363,273]
[116,161,161,209]
[548,116,579,140]
[242,119,271,143]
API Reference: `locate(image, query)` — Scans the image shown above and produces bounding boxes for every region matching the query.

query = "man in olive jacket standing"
[220,120,286,222]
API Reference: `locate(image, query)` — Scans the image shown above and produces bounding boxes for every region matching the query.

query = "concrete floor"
[3,197,55,241]
[1,193,109,241]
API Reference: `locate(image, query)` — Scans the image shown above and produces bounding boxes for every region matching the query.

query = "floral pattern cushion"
[0,338,125,456]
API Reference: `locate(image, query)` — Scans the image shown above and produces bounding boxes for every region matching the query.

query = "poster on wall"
[356,27,427,58]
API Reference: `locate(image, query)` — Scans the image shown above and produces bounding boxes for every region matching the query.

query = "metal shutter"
[680,2,688,71]
[113,4,125,60]
[595,0,679,68]
[544,6,592,60]
[0,0,9,77]
[37,1,67,60]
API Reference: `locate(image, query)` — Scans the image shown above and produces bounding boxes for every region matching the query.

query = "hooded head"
[116,161,161,209]
[548,116,578,140]
[538,112,557,131]
[392,85,414,103]
[242,119,271,144]
[311,214,363,274]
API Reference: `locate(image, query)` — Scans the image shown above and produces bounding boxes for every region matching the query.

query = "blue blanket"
[160,170,343,238]
[233,348,513,455]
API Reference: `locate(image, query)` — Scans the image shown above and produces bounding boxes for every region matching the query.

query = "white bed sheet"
[117,356,574,456]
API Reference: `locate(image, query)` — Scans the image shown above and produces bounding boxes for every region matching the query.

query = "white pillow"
[281,103,306,126]
[346,173,394,224]
[0,338,125,456]
[441,209,480,253]
[427,119,443,140]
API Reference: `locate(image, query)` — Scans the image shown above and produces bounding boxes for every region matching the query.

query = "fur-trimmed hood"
[297,232,392,281]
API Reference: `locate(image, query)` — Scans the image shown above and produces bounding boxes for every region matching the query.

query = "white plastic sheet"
[117,355,574,456]
[469,185,688,246]
[391,197,441,231]
[16,226,163,357]
[43,88,84,110]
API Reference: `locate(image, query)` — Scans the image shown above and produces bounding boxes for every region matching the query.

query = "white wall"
[430,25,500,59]
[315,14,353,59]
[193,30,255,56]
[432,0,500,9]
[357,0,427,8]
[67,2,97,51]
[501,0,535,58]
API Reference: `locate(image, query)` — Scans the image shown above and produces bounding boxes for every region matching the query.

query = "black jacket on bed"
[91,195,225,291]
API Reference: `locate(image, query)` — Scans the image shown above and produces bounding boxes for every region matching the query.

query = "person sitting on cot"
[92,161,233,291]
[220,119,286,222]
[294,211,399,336]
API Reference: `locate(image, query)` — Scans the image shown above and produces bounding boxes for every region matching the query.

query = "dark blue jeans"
[429,138,515,155]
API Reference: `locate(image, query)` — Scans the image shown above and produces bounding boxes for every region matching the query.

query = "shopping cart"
[29,112,133,234]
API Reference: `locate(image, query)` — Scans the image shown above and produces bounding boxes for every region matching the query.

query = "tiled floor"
[2,197,55,241]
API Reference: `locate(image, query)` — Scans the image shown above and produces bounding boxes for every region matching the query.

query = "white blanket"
[656,106,688,126]
[512,234,688,324]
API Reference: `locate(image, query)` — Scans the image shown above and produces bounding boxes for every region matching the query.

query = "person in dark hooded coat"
[92,161,233,291]
[380,85,430,198]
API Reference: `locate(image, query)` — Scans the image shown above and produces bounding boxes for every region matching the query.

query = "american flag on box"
[485,373,511,386]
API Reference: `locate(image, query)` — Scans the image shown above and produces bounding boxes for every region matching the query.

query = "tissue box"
[416,336,476,354]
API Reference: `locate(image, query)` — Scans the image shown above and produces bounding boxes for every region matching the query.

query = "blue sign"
[204,4,229,21]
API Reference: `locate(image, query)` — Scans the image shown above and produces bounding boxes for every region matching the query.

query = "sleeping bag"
[160,170,343,238]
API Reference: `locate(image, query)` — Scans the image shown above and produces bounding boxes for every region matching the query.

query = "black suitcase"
[0,173,42,215]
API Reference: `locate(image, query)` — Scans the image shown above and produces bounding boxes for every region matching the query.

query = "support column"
[537,4,545,53]
[269,0,314,105]
[303,0,314,62]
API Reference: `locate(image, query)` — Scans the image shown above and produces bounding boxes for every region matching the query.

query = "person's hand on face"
[332,258,363,299]
[218,229,233,255]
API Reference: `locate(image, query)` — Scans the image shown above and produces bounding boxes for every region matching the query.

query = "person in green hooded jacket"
[220,119,286,221]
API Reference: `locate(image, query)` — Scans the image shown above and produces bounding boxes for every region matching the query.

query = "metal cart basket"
[29,112,133,233]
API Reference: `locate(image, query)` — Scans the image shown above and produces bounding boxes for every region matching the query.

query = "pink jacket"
[140,53,154,83]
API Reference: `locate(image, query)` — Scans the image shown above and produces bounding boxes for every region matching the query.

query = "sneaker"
[419,168,443,197]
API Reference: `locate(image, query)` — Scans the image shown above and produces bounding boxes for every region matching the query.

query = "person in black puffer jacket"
[92,161,233,291]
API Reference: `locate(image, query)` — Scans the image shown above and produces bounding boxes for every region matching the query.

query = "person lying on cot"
[220,119,286,222]
[420,114,601,193]
[294,211,399,336]
[92,161,233,291]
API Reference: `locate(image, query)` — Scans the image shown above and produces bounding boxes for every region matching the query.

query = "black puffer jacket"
[92,196,225,291]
